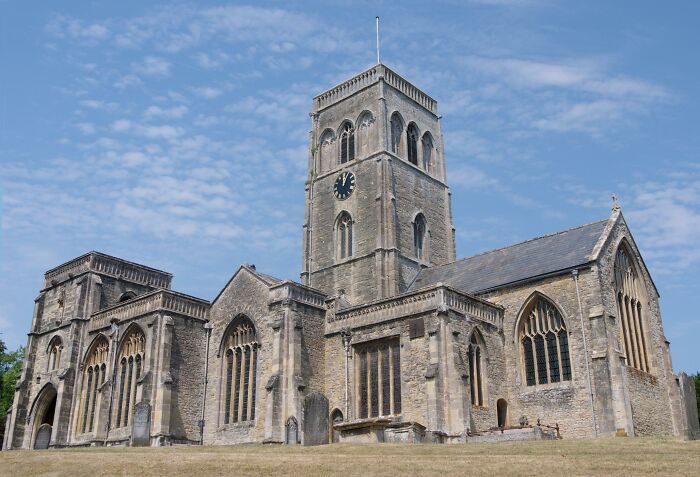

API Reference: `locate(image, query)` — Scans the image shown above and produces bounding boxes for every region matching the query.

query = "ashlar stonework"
[3,64,698,450]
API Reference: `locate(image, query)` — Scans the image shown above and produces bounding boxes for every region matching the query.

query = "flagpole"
[376,16,380,64]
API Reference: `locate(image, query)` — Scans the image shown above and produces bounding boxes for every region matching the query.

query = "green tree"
[694,372,700,427]
[0,338,25,444]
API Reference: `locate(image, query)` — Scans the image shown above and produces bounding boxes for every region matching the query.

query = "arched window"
[339,122,355,164]
[78,336,109,434]
[118,291,136,303]
[337,212,353,260]
[317,129,335,173]
[47,336,63,371]
[518,296,571,386]
[355,338,401,419]
[406,123,419,165]
[413,214,427,261]
[467,332,486,406]
[356,111,374,157]
[390,113,404,155]
[115,327,145,428]
[421,133,433,172]
[614,245,650,373]
[222,316,258,424]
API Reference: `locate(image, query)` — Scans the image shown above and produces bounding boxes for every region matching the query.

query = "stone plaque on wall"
[131,402,151,447]
[302,392,329,446]
[34,424,52,449]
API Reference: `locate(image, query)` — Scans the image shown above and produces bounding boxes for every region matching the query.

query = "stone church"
[4,64,699,450]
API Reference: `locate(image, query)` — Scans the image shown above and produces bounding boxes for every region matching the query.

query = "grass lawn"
[1,437,699,476]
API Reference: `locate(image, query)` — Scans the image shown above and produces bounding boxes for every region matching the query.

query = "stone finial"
[611,194,621,212]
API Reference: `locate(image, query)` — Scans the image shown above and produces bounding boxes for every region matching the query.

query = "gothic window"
[47,336,63,371]
[337,212,353,260]
[518,296,571,386]
[355,338,401,419]
[222,315,258,424]
[317,129,335,173]
[78,336,109,434]
[413,214,427,261]
[421,133,433,172]
[356,111,374,157]
[467,332,486,406]
[390,113,404,155]
[406,123,419,165]
[339,121,355,164]
[118,291,136,303]
[614,245,651,373]
[115,326,145,428]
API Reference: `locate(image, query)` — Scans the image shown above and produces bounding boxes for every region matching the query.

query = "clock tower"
[301,64,456,304]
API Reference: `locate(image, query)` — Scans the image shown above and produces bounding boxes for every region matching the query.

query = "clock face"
[333,171,356,200]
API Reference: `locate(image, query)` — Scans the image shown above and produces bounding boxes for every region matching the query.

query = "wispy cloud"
[132,56,171,77]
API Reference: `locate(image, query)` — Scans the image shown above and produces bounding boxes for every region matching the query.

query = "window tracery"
[390,113,404,155]
[339,122,355,164]
[47,336,63,371]
[79,337,109,434]
[337,212,353,260]
[115,327,145,428]
[222,316,258,424]
[467,333,486,406]
[519,296,571,386]
[407,123,419,165]
[355,339,401,419]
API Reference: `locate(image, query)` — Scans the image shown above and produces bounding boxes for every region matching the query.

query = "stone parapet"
[44,252,172,289]
[313,64,438,115]
[268,281,327,309]
[90,290,209,330]
[325,284,503,335]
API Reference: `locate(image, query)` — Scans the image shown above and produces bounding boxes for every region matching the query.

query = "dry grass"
[2,437,699,477]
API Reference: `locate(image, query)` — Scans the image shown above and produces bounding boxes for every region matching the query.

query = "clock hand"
[343,173,348,187]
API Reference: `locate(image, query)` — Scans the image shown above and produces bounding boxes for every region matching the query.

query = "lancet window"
[467,333,486,406]
[519,296,571,386]
[337,212,353,260]
[339,122,355,164]
[79,336,109,434]
[614,246,651,373]
[115,327,145,428]
[47,336,63,371]
[355,338,401,419]
[222,316,258,424]
[390,113,404,155]
[421,133,433,172]
[407,123,419,165]
[413,214,427,261]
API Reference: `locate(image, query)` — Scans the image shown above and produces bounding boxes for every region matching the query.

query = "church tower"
[301,64,456,304]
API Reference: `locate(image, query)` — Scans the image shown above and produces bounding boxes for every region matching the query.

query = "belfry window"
[222,316,258,424]
[339,122,355,164]
[467,332,486,406]
[614,246,651,373]
[47,336,63,371]
[337,212,353,259]
[78,337,109,434]
[407,124,419,165]
[518,296,571,386]
[355,338,401,419]
[390,113,403,155]
[413,214,427,261]
[115,327,145,428]
[421,133,433,172]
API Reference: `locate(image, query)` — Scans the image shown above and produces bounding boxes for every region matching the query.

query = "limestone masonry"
[4,64,699,449]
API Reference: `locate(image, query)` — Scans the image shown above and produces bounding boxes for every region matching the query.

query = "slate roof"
[409,219,610,294]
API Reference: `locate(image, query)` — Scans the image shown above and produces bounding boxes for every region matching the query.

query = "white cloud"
[46,15,109,41]
[144,105,188,119]
[136,124,184,140]
[132,56,171,77]
[114,74,142,89]
[76,122,96,135]
[111,119,132,132]
[192,87,223,99]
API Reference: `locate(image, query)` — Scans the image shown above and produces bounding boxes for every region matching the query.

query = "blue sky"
[1,1,698,373]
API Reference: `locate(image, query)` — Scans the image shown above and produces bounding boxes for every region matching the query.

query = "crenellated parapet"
[43,251,172,290]
[90,289,209,331]
[325,284,503,335]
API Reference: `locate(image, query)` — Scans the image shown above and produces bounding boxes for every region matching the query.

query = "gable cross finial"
[611,193,620,212]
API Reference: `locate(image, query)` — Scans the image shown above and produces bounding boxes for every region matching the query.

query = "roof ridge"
[435,218,609,270]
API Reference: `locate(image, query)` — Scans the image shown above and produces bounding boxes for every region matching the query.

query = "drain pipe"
[199,321,213,445]
[341,329,352,419]
[572,269,598,437]
[104,321,120,446]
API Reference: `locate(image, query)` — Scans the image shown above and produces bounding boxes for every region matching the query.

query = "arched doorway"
[497,399,508,429]
[285,416,298,444]
[32,385,57,449]
[329,409,343,443]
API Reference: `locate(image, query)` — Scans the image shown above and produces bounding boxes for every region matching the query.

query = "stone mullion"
[629,298,644,370]
[633,302,648,372]
[129,356,138,425]
[377,348,384,416]
[623,297,638,369]
[388,345,394,415]
[238,349,247,423]
[366,350,371,417]
[470,348,477,405]
[530,335,540,385]
[617,293,632,365]
[229,347,237,423]
[354,349,360,418]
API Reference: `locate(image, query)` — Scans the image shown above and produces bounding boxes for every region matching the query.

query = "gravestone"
[302,392,329,446]
[34,424,52,449]
[131,402,151,447]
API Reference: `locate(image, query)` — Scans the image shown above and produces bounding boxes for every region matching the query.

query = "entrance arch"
[497,399,508,429]
[31,384,58,449]
[329,408,343,443]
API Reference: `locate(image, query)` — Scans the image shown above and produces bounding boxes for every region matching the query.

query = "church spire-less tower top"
[301,64,456,304]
